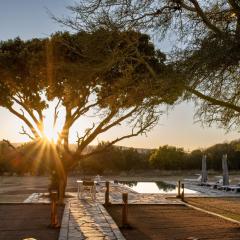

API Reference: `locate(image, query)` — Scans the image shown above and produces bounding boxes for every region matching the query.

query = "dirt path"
[0,203,64,240]
[107,204,240,240]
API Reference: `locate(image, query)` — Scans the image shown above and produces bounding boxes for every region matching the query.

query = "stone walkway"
[59,199,125,240]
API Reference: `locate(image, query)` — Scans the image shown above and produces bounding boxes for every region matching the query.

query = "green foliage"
[149,145,186,170]
[0,37,47,109]
[1,139,240,175]
[204,142,240,170]
[187,149,202,169]
[79,142,150,174]
[149,142,240,171]
[47,30,182,109]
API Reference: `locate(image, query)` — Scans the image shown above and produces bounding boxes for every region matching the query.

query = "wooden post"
[105,181,110,206]
[50,191,59,228]
[122,193,128,227]
[176,180,181,198]
[181,183,185,201]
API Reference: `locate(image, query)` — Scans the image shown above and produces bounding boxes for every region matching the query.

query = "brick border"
[58,201,70,240]
[98,204,126,240]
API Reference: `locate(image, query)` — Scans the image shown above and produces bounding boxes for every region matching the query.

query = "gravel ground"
[0,203,64,240]
[186,197,240,221]
[107,204,240,240]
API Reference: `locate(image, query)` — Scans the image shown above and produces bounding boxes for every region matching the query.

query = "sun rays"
[41,100,65,144]
[22,138,66,178]
[43,124,59,143]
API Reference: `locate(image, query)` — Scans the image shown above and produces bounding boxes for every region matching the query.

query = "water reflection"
[114,181,138,187]
[115,181,198,194]
[115,181,176,193]
[155,181,175,191]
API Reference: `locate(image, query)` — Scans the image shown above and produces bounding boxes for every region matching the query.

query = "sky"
[0,0,239,151]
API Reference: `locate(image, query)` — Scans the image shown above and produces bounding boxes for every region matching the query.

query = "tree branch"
[53,99,61,128]
[186,86,240,113]
[72,102,99,122]
[77,109,117,152]
[12,96,44,134]
[126,5,178,23]
[19,126,35,141]
[7,106,40,139]
[178,0,196,12]
[76,123,95,148]
[3,139,16,150]
[227,0,240,16]
[188,0,226,37]
[101,107,138,132]
[80,116,155,159]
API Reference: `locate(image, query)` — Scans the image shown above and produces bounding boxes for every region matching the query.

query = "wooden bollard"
[181,183,185,201]
[176,180,181,198]
[104,181,110,206]
[50,191,59,228]
[122,193,128,227]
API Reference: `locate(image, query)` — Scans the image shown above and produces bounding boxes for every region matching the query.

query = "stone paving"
[25,182,183,204]
[24,192,50,203]
[182,181,240,197]
[58,198,125,240]
[95,183,182,204]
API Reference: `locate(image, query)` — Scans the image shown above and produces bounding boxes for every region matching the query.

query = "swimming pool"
[115,181,199,194]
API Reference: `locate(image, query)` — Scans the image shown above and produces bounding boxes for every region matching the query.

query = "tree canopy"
[0,29,183,172]
[65,1,240,131]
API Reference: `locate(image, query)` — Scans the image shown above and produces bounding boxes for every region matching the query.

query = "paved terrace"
[25,181,240,240]
[26,183,184,204]
[25,182,183,240]
[24,181,240,239]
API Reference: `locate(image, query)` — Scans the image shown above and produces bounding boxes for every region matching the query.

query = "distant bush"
[78,142,151,174]
[149,145,186,170]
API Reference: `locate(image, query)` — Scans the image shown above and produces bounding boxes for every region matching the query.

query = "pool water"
[115,181,198,194]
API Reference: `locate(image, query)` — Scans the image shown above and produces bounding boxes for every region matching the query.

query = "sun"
[42,102,63,143]
[43,123,59,143]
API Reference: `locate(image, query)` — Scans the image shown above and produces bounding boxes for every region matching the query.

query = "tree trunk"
[58,167,68,204]
[48,148,68,204]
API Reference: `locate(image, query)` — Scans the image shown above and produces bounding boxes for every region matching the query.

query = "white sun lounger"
[184,174,202,182]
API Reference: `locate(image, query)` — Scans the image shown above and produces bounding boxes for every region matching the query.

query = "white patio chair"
[77,180,96,200]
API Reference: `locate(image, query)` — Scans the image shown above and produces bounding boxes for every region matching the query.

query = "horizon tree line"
[1,140,240,174]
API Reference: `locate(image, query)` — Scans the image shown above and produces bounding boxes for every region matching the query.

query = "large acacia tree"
[65,1,240,131]
[0,29,183,201]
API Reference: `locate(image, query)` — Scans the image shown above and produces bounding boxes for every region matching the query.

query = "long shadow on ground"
[0,203,64,240]
[107,204,240,240]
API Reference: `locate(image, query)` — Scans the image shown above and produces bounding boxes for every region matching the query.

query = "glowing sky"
[0,0,239,150]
